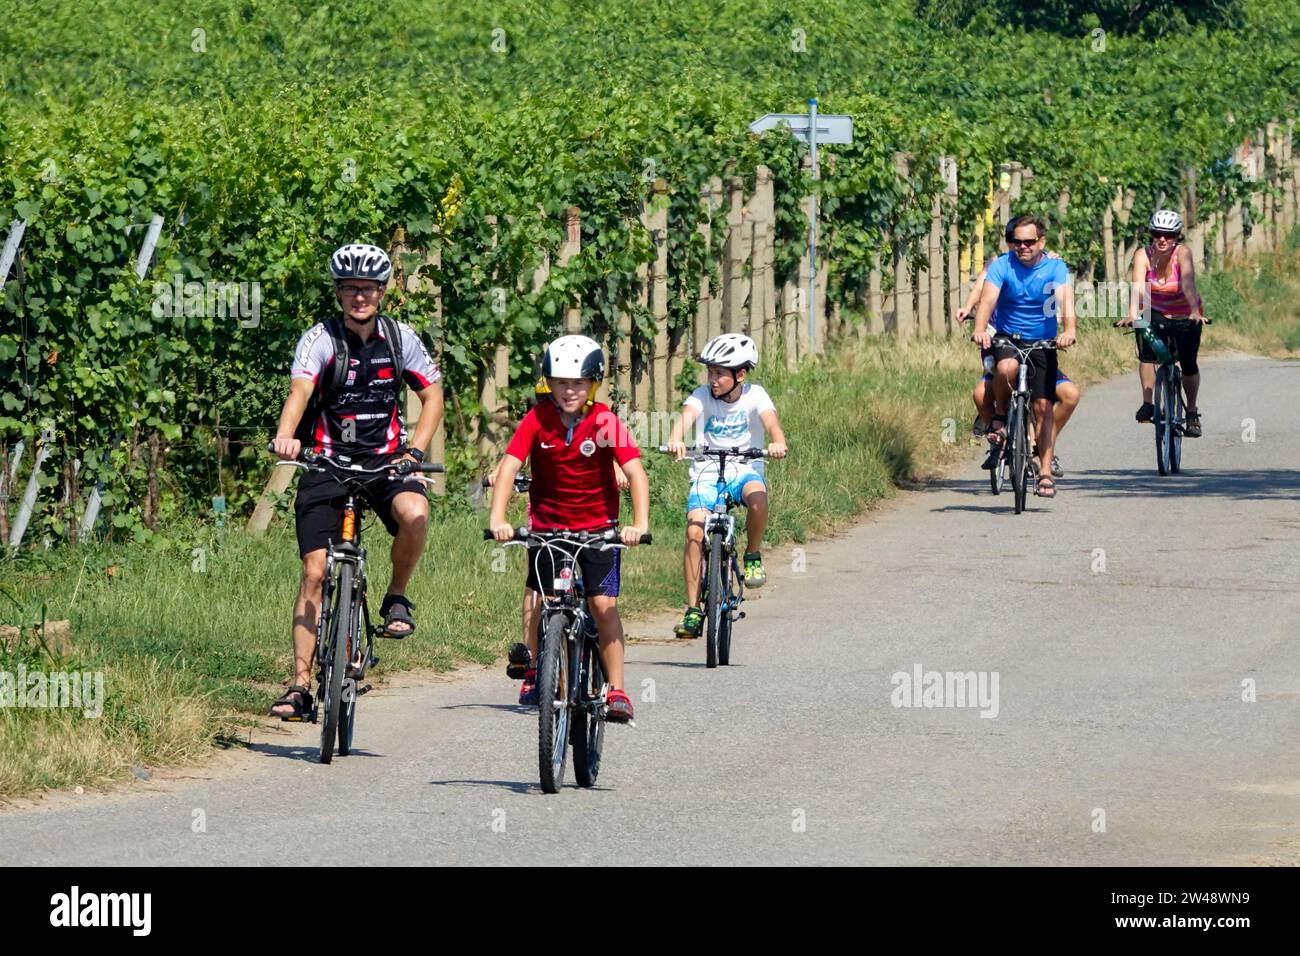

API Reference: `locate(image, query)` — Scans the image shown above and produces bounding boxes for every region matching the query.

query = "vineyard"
[2,0,1300,549]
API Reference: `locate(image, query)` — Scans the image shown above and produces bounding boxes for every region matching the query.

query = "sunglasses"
[1008,236,1040,247]
[1150,231,1179,240]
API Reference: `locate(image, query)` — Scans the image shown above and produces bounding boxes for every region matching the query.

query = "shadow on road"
[438,702,535,715]
[428,778,543,794]
[1067,467,1300,500]
[246,742,382,762]
[927,467,1300,505]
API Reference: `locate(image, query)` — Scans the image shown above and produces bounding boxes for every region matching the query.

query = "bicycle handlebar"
[483,527,652,546]
[657,445,768,460]
[267,443,445,474]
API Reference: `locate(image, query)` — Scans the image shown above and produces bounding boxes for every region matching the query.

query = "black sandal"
[506,642,532,679]
[271,684,314,721]
[378,593,416,639]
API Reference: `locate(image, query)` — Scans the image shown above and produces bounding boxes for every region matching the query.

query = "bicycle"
[483,526,651,793]
[985,338,1057,514]
[272,446,444,763]
[660,445,769,668]
[1117,313,1211,476]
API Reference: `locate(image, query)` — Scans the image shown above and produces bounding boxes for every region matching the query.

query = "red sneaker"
[605,688,634,723]
[518,669,539,706]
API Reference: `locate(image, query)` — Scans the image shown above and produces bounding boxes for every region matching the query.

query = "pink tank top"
[1145,245,1200,316]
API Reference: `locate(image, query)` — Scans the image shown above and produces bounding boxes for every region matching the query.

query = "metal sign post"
[749,104,853,351]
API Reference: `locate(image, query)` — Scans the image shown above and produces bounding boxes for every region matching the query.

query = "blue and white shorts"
[686,468,766,513]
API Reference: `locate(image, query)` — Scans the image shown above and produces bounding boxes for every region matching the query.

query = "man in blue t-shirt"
[970,216,1077,498]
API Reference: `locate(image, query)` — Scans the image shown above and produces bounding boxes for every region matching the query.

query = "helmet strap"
[717,369,743,402]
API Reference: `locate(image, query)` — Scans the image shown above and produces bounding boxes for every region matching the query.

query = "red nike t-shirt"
[504,401,640,531]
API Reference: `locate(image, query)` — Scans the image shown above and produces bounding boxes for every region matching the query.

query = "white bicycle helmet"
[330,243,393,282]
[698,333,758,370]
[1148,209,1184,234]
[542,334,605,381]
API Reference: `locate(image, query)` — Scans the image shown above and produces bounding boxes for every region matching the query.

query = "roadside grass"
[2,247,1298,795]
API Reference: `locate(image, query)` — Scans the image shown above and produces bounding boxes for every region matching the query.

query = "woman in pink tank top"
[1119,209,1210,437]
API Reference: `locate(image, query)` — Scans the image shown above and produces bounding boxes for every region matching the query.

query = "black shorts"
[1137,313,1203,375]
[294,454,428,558]
[524,538,622,598]
[991,336,1058,403]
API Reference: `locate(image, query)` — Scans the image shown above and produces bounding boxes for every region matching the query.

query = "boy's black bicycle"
[662,445,769,668]
[484,526,650,794]
[274,447,443,763]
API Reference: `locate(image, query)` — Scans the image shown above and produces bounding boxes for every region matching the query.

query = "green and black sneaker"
[743,552,766,588]
[674,606,704,639]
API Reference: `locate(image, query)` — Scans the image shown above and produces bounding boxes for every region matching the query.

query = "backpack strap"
[323,315,349,393]
[379,313,406,384]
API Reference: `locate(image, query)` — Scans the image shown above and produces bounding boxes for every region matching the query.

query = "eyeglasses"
[338,285,381,297]
[1008,237,1040,247]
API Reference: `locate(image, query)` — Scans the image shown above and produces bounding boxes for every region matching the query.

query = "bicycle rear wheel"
[1010,401,1029,514]
[1169,368,1183,474]
[705,534,724,669]
[537,613,571,793]
[1154,366,1171,475]
[319,562,351,764]
[989,441,1004,495]
[572,635,607,789]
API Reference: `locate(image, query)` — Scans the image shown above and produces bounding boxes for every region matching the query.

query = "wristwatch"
[408,448,425,463]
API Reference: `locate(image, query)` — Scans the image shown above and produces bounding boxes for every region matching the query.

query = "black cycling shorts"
[294,454,428,558]
[524,538,622,598]
[990,336,1059,403]
[1137,313,1203,376]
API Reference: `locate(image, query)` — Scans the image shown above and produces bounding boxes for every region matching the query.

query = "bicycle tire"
[989,441,1004,495]
[1154,365,1170,476]
[1169,367,1183,474]
[719,553,738,666]
[537,613,570,794]
[337,595,361,756]
[572,635,606,789]
[705,534,724,669]
[1010,400,1028,514]
[319,562,351,764]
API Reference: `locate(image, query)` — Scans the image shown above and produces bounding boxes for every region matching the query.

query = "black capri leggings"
[1138,313,1203,375]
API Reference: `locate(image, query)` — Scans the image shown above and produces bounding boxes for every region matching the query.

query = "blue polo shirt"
[986,252,1070,340]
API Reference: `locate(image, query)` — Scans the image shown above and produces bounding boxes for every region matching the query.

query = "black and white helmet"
[698,333,758,370]
[330,243,393,282]
[1148,209,1184,234]
[542,334,605,382]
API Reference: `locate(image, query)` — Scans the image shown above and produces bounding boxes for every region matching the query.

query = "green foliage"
[1,0,1298,542]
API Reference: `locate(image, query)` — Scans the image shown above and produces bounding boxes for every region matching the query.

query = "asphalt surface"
[3,356,1298,865]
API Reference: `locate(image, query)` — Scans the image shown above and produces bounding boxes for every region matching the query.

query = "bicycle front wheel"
[1154,366,1171,476]
[1010,401,1029,514]
[705,534,724,669]
[1169,368,1183,474]
[718,553,738,666]
[319,562,351,764]
[537,613,571,793]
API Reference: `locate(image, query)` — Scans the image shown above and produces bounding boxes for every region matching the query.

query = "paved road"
[3,356,1299,865]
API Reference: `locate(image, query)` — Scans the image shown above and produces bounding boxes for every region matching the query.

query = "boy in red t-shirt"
[489,336,649,722]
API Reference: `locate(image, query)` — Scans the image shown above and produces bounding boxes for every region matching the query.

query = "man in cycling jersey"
[267,243,444,719]
[970,216,1078,498]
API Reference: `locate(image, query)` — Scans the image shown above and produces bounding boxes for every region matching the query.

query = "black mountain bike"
[274,447,443,763]
[1119,315,1211,476]
[662,445,769,668]
[484,526,650,793]
[986,338,1057,514]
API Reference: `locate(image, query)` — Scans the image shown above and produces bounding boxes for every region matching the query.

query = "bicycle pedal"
[357,683,374,697]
